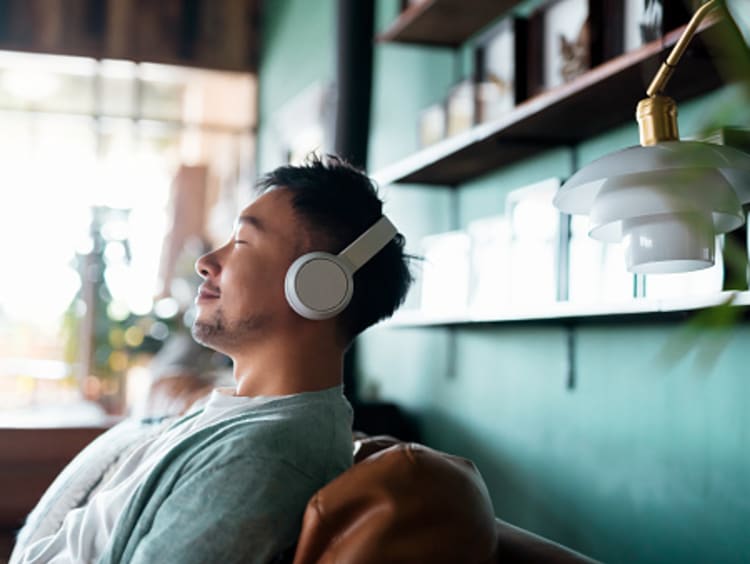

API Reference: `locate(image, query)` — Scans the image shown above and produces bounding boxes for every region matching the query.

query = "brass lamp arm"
[646,0,723,97]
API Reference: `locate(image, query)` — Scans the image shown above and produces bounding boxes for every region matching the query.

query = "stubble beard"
[191,305,266,351]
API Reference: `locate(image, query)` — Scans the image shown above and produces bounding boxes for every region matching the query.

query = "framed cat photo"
[526,0,594,96]
[525,0,627,96]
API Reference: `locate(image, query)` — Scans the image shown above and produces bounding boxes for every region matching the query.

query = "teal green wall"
[360,320,750,563]
[256,0,335,173]
[257,1,750,562]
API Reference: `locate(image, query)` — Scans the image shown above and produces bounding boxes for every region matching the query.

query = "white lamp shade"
[554,141,750,274]
[622,212,714,273]
[588,169,744,242]
[555,141,750,213]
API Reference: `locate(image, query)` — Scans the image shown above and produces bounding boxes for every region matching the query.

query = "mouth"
[196,284,220,303]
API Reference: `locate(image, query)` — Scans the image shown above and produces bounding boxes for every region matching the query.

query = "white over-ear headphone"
[284,215,398,320]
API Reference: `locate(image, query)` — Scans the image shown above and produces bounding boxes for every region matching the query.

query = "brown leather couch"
[288,436,599,564]
[146,376,598,563]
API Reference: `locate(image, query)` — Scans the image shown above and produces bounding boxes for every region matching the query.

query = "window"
[0,50,255,425]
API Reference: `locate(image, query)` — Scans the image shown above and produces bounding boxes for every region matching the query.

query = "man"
[11,155,412,563]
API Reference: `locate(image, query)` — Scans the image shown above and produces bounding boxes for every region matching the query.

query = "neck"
[229,328,344,397]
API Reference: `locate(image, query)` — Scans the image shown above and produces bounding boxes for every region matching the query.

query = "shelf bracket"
[566,325,576,391]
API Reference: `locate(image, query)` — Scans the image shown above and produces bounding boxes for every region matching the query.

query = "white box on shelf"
[420,230,472,315]
[467,214,512,313]
[568,215,635,304]
[506,178,561,306]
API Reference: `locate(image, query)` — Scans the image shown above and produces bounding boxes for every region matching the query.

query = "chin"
[191,320,222,347]
[192,312,268,350]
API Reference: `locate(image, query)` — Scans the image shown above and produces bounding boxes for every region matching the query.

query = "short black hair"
[257,154,412,341]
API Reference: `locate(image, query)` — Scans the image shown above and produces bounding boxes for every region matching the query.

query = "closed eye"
[233,240,248,246]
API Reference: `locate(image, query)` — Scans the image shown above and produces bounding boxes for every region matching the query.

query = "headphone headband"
[339,216,397,272]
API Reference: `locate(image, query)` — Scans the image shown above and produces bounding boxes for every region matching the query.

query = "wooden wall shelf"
[377,0,522,47]
[373,18,737,187]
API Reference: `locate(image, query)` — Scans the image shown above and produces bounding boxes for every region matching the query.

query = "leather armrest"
[293,442,497,564]
[290,436,599,564]
[494,519,600,564]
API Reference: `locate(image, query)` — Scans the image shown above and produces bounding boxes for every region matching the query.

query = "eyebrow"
[236,214,266,232]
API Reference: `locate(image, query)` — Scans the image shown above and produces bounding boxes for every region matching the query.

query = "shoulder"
[180,390,353,480]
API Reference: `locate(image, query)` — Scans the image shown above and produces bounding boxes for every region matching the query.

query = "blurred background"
[0,2,258,423]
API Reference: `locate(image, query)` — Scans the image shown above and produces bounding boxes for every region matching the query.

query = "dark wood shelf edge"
[377,0,440,44]
[372,16,739,187]
[377,0,522,47]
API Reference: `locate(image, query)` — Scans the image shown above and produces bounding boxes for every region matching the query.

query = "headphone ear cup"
[285,252,354,320]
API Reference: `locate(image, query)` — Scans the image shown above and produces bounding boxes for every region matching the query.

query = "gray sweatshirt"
[12,385,353,564]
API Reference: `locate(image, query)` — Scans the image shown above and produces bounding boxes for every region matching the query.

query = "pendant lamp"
[553,0,750,274]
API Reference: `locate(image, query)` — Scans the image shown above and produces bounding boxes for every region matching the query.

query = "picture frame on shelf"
[526,0,592,95]
[474,17,527,124]
[417,101,446,148]
[525,0,629,96]
[622,0,693,53]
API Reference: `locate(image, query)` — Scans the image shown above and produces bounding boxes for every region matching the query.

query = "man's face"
[191,188,306,352]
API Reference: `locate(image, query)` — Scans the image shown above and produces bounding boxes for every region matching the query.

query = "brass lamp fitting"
[636,0,723,147]
[636,95,679,146]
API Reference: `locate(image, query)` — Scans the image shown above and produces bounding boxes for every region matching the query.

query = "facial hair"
[191,305,268,351]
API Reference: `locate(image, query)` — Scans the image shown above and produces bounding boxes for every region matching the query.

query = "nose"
[195,249,220,279]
